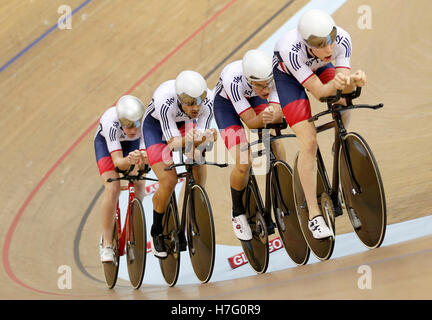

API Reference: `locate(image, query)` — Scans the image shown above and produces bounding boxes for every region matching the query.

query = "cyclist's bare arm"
[303,68,366,101]
[240,108,268,129]
[167,130,210,151]
[111,150,144,171]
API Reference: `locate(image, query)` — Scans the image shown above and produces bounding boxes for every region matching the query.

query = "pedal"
[348,208,362,230]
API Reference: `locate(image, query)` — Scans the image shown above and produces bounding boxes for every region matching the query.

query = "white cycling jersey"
[274,26,352,84]
[96,106,145,153]
[144,80,214,141]
[214,60,280,115]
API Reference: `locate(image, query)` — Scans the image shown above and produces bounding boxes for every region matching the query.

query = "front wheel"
[159,195,181,287]
[103,219,120,289]
[241,179,269,274]
[270,160,309,265]
[186,184,216,284]
[126,198,147,289]
[293,152,335,261]
[339,132,386,249]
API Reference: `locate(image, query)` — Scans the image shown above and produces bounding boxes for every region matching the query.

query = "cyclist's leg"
[192,164,207,186]
[274,68,331,238]
[94,133,120,251]
[143,119,177,222]
[214,94,252,240]
[291,120,320,220]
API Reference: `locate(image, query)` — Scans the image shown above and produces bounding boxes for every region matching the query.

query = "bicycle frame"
[253,124,294,219]
[115,181,136,257]
[313,87,383,209]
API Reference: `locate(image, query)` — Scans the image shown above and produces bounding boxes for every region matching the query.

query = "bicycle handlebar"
[165,161,228,171]
[106,164,157,183]
[310,87,384,122]
[319,87,362,103]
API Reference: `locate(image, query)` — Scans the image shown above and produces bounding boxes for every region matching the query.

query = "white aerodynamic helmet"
[242,49,274,83]
[116,95,145,128]
[175,70,207,106]
[298,9,337,48]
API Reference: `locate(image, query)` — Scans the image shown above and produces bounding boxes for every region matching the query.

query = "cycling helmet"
[298,9,337,48]
[116,95,145,128]
[242,49,273,84]
[175,70,207,106]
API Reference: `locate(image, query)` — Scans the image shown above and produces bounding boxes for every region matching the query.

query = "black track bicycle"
[158,147,227,287]
[292,87,386,261]
[240,121,310,274]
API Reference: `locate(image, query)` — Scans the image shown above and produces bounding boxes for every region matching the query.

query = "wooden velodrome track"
[1,0,431,300]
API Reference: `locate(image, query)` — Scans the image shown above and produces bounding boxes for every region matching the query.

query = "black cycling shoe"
[151,234,168,259]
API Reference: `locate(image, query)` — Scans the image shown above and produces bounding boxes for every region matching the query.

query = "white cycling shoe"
[232,214,253,241]
[100,245,115,263]
[308,215,333,239]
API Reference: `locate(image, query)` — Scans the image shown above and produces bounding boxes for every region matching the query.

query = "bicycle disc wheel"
[159,196,181,287]
[126,198,147,289]
[241,181,269,274]
[186,184,215,283]
[339,132,386,249]
[103,220,120,289]
[270,160,310,265]
[293,152,335,261]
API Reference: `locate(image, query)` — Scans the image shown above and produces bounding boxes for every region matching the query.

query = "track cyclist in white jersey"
[213,49,285,242]
[271,9,367,239]
[94,95,147,262]
[142,70,216,258]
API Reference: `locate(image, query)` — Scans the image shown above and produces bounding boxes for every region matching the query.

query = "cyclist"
[213,49,285,241]
[142,70,216,258]
[94,95,147,262]
[271,9,366,239]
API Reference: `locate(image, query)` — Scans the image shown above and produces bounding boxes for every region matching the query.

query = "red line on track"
[2,0,237,296]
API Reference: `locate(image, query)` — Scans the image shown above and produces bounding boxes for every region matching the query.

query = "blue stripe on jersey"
[272,55,279,69]
[215,79,223,96]
[144,99,155,118]
[109,127,116,142]
[289,52,300,71]
[342,38,351,57]
[205,105,213,130]
[160,105,172,140]
[230,83,241,102]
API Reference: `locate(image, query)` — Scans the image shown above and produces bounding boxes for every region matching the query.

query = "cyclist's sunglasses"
[178,91,207,106]
[305,26,337,48]
[119,118,141,129]
[249,77,274,89]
